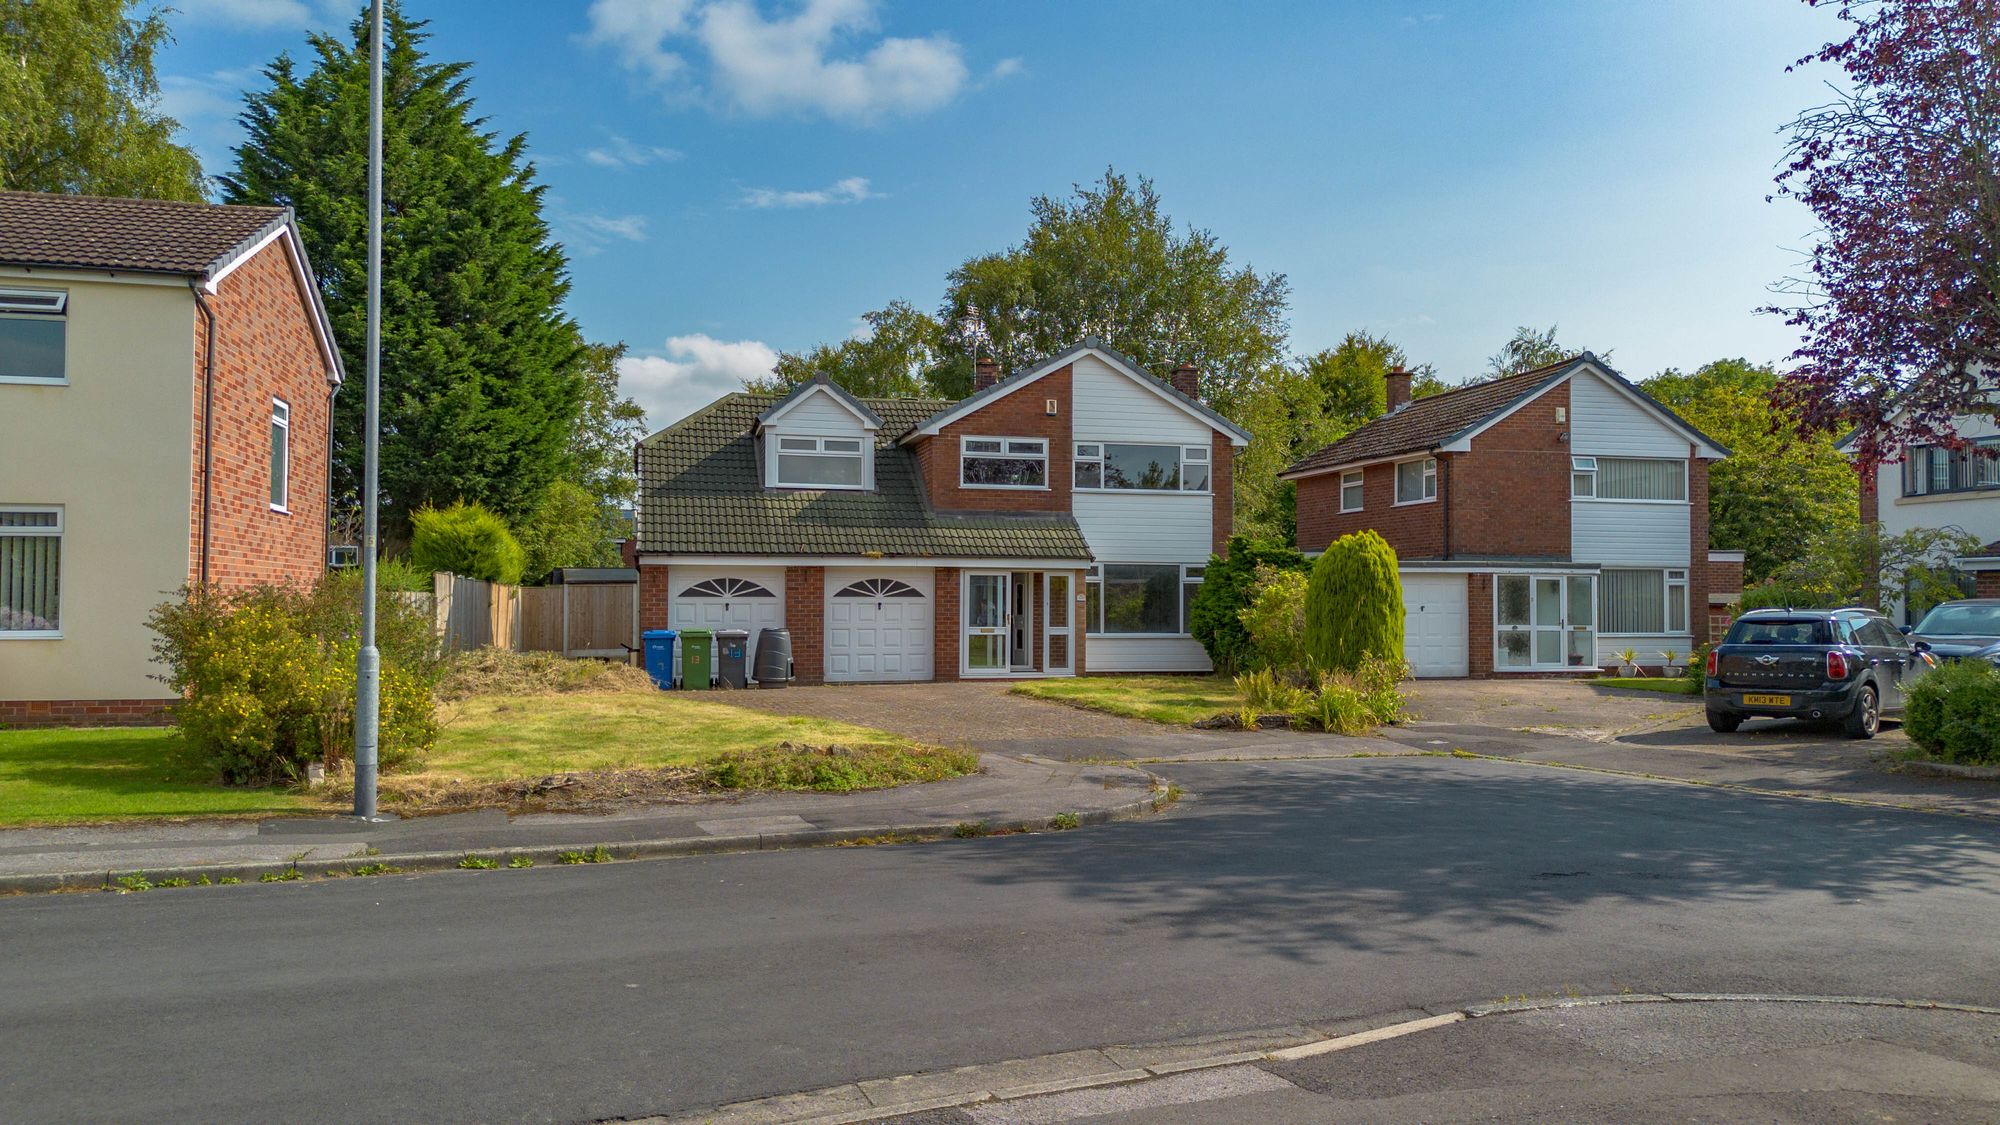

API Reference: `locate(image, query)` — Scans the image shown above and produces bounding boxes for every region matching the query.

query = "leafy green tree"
[753,301,967,399]
[568,341,648,507]
[1304,530,1403,673]
[222,3,584,527]
[0,0,204,199]
[1188,535,1309,675]
[409,501,524,584]
[1487,324,1599,377]
[1741,524,1980,619]
[1642,359,1858,584]
[516,479,626,584]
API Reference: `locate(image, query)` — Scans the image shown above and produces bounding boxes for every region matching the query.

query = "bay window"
[775,435,866,488]
[0,506,62,636]
[1599,568,1689,635]
[962,436,1047,488]
[1072,443,1211,492]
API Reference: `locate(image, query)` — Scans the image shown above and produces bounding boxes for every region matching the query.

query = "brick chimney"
[1385,366,1413,412]
[973,355,1000,392]
[1170,362,1200,401]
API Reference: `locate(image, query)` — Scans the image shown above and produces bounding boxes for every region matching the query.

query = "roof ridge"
[1403,353,1585,408]
[0,190,284,212]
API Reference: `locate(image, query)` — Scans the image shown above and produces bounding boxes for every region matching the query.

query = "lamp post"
[353,0,384,820]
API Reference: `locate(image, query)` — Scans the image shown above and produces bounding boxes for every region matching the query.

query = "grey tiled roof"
[0,191,289,275]
[637,393,1094,559]
[1282,357,1581,477]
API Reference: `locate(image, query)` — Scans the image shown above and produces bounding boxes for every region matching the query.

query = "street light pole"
[353,0,384,820]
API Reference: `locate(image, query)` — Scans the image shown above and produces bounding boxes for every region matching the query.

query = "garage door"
[669,568,785,679]
[826,569,933,682]
[1402,573,1469,678]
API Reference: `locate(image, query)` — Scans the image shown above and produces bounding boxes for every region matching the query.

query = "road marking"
[964,1065,1295,1125]
[1265,1010,1466,1061]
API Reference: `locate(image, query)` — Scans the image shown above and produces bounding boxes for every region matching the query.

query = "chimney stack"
[1170,362,1200,401]
[974,355,1000,391]
[1385,365,1413,412]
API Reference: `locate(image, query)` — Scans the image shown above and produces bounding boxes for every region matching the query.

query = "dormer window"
[774,436,866,489]
[962,436,1048,489]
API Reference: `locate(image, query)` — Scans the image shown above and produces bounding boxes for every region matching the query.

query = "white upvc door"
[965,572,1010,674]
[1495,573,1597,671]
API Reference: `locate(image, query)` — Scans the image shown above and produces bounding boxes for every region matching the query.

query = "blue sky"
[157,0,1846,429]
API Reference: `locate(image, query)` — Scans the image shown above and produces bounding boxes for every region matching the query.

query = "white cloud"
[175,0,345,28]
[989,57,1023,80]
[738,176,878,209]
[620,334,780,428]
[554,210,651,255]
[582,135,685,170]
[584,0,972,123]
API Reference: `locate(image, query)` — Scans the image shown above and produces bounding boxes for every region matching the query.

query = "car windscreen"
[1913,603,2000,637]
[1725,619,1833,646]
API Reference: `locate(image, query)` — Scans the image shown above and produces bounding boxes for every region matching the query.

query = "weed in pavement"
[112,874,153,893]
[457,854,500,870]
[954,820,991,838]
[1049,811,1081,831]
[506,855,534,868]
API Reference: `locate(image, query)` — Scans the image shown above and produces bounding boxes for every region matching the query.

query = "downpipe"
[189,279,217,588]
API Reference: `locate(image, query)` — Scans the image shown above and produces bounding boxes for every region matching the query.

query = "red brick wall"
[1296,459,1446,558]
[1467,573,1495,676]
[0,698,173,728]
[784,566,825,685]
[915,366,1073,514]
[189,237,332,592]
[1860,472,1879,526]
[1979,572,2000,598]
[639,564,669,629]
[933,567,960,680]
[1211,432,1235,556]
[1447,383,1569,559]
[1688,453,1713,643]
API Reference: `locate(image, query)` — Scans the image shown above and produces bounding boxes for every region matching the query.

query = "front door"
[966,572,1010,673]
[1011,572,1034,671]
[1496,573,1596,671]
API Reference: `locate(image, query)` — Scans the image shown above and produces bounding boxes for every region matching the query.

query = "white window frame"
[1571,456,1596,499]
[1493,570,1598,672]
[1082,561,1204,637]
[1339,469,1365,513]
[1597,567,1691,636]
[961,435,1049,490]
[1573,456,1687,504]
[270,398,291,513]
[0,286,69,386]
[1393,456,1437,506]
[1071,442,1213,495]
[771,434,868,491]
[0,505,64,639]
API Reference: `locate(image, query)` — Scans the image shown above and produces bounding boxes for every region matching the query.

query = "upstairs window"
[0,507,62,636]
[774,435,866,489]
[1903,441,2000,496]
[1571,456,1597,498]
[270,399,291,511]
[0,288,67,384]
[1394,457,1437,504]
[1579,457,1685,501]
[1339,470,1365,512]
[1072,443,1210,492]
[962,436,1047,488]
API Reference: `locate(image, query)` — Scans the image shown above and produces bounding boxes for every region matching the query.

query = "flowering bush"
[149,573,443,785]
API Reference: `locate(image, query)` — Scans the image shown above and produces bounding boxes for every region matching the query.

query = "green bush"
[148,574,443,785]
[1903,659,2000,765]
[1237,564,1309,672]
[1304,530,1404,673]
[1684,643,1709,693]
[409,501,526,584]
[1188,536,1309,675]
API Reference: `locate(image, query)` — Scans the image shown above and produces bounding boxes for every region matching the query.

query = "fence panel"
[565,584,636,658]
[518,586,564,652]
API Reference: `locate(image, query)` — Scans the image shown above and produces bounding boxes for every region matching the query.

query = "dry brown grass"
[325,764,710,814]
[436,648,656,701]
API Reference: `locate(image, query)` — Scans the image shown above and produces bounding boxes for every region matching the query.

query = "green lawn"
[0,727,316,827]
[1010,676,1244,725]
[1593,677,1698,695]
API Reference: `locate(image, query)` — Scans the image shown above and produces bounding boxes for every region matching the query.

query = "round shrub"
[1904,659,2000,765]
[409,501,526,584]
[1188,535,1309,674]
[1304,529,1404,673]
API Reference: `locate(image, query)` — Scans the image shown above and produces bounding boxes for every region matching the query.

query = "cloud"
[175,0,346,28]
[582,135,685,170]
[553,210,651,254]
[989,57,1023,80]
[619,334,780,428]
[584,0,972,123]
[738,176,878,209]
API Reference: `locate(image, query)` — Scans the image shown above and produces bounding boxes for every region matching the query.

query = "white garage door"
[1402,573,1469,678]
[826,569,933,682]
[668,567,785,679]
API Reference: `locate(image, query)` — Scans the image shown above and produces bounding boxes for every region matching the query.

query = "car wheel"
[1706,710,1742,733]
[1842,684,1879,740]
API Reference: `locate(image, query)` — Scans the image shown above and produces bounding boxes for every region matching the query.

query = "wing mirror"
[1899,625,1914,635]
[1912,639,1932,653]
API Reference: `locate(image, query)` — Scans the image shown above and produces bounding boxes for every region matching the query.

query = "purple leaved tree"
[1769,0,2000,465]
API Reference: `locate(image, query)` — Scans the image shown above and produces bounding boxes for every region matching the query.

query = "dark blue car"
[1704,607,1937,739]
[1907,599,2000,666]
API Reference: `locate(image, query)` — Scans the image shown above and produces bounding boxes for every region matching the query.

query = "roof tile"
[0,191,287,276]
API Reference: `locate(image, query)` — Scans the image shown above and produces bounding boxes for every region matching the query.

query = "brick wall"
[1467,573,1495,676]
[1447,383,1569,559]
[784,566,825,685]
[189,237,332,592]
[915,366,1073,514]
[1296,460,1446,557]
[0,698,173,728]
[1688,453,1713,643]
[639,564,669,629]
[933,567,960,680]
[1979,572,2000,598]
[1211,432,1235,556]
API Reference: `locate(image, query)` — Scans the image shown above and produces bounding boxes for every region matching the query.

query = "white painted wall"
[1569,370,1690,457]
[0,272,193,702]
[773,390,872,438]
[1071,354,1210,444]
[1595,634,1695,671]
[1088,636,1211,673]
[1874,414,2000,544]
[1072,494,1211,564]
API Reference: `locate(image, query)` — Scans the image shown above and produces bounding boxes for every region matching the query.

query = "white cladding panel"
[1070,354,1210,444]
[1569,371,1690,458]
[1087,636,1212,673]
[1571,502,1691,567]
[1400,573,1469,678]
[667,566,786,682]
[771,389,872,438]
[1073,493,1211,564]
[824,568,932,682]
[1595,634,1694,670]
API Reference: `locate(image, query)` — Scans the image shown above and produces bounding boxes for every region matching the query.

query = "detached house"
[632,339,1248,682]
[1282,354,1742,677]
[1839,415,2000,619]
[0,192,342,724]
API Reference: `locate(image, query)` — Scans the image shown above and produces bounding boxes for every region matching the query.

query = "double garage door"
[1402,573,1469,678]
[667,566,932,683]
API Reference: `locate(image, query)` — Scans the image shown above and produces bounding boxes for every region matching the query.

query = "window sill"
[1073,487,1211,497]
[0,376,68,386]
[1393,496,1437,508]
[270,504,291,515]
[1084,632,1193,640]
[961,483,1051,491]
[1572,497,1689,506]
[0,632,62,640]
[770,483,868,492]
[1895,488,2000,504]
[1339,506,1364,515]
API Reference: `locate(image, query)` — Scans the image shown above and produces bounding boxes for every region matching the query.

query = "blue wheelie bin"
[641,629,678,689]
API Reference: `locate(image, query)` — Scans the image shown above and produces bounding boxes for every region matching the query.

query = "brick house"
[1282,354,1742,677]
[0,192,343,725]
[632,338,1248,682]
[1838,417,2000,617]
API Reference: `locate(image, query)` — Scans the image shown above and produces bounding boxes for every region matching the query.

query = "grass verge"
[1592,677,1698,696]
[1010,676,1243,726]
[0,727,314,827]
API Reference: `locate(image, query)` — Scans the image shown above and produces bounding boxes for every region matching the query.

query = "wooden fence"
[432,572,636,658]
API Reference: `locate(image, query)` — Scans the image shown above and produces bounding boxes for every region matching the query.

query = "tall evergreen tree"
[220,3,584,528]
[0,0,205,199]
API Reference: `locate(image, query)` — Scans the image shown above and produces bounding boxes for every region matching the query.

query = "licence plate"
[1742,693,1792,707]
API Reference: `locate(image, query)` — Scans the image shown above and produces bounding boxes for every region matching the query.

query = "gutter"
[189,279,217,588]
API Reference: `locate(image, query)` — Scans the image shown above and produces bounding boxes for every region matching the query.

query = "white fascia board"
[758,382,881,431]
[202,224,289,290]
[906,345,1250,446]
[205,224,344,385]
[1279,450,1437,481]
